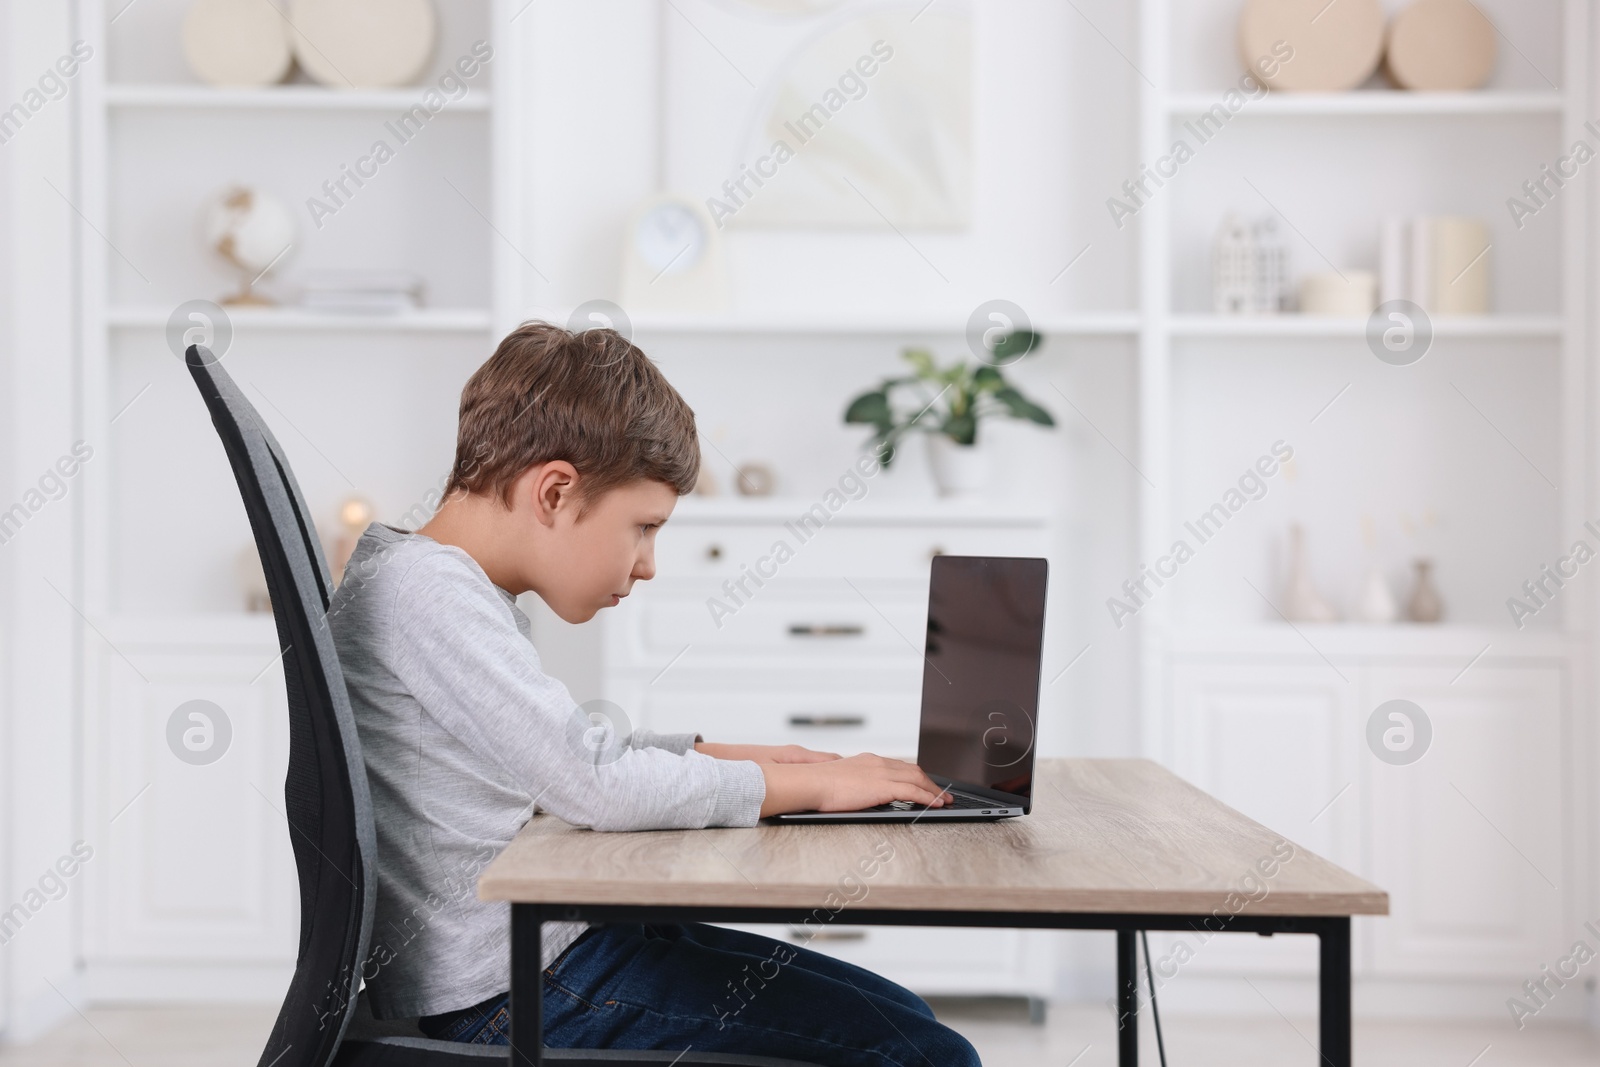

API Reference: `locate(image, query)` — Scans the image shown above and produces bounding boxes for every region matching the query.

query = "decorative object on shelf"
[287,0,437,88]
[237,545,271,612]
[619,193,729,313]
[329,496,374,584]
[1239,0,1385,92]
[1385,0,1496,91]
[1299,270,1377,316]
[1428,217,1491,314]
[1406,558,1444,622]
[843,331,1052,497]
[1212,214,1290,314]
[1357,568,1400,623]
[692,464,719,496]
[1356,516,1399,623]
[202,185,296,305]
[1283,524,1338,622]
[1380,216,1490,314]
[296,269,425,313]
[182,0,294,87]
[1213,215,1254,314]
[734,463,776,497]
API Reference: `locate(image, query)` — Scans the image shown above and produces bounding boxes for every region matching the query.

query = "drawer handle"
[788,714,866,728]
[787,623,864,637]
[705,543,723,560]
[789,930,866,942]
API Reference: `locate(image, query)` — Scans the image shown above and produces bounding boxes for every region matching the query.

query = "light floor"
[0,999,1595,1066]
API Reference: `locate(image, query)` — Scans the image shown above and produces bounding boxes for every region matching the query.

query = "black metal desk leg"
[1116,928,1138,1067]
[511,904,543,1067]
[1319,917,1352,1067]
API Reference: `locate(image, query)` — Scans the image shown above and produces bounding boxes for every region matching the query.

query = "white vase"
[925,434,988,497]
[1283,524,1338,622]
[1357,566,1399,623]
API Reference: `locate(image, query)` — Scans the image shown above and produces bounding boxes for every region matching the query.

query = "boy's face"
[535,475,678,624]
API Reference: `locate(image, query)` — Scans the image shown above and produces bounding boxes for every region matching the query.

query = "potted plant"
[843,330,1054,496]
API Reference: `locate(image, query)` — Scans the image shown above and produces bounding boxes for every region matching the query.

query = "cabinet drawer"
[624,584,927,664]
[653,523,1048,581]
[639,688,920,756]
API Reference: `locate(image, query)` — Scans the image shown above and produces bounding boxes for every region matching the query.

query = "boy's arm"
[693,741,840,763]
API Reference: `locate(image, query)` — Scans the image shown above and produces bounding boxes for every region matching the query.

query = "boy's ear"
[517,460,580,524]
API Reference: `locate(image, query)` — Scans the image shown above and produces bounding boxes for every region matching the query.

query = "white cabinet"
[1160,661,1361,976]
[84,617,299,998]
[1364,664,1566,978]
[1164,633,1572,989]
[600,500,1056,998]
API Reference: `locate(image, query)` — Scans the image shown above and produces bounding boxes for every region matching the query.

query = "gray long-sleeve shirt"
[328,522,767,1019]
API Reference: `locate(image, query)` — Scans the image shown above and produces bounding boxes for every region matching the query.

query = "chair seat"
[336,992,825,1067]
[334,1037,828,1066]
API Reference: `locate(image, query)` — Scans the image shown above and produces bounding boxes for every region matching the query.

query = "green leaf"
[972,364,1003,392]
[844,390,891,425]
[993,386,1055,426]
[990,329,1042,364]
[901,347,936,377]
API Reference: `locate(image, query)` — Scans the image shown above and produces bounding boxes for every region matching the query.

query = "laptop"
[773,554,1048,823]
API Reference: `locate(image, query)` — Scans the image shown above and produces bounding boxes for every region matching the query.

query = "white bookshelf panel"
[104,0,496,92]
[105,329,491,615]
[106,108,492,309]
[1161,113,1562,316]
[1165,0,1563,95]
[1162,336,1562,629]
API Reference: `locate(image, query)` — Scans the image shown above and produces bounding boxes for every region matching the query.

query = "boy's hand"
[758,754,951,817]
[693,741,841,764]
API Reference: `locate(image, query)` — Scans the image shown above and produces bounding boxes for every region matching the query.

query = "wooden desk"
[479,758,1388,1067]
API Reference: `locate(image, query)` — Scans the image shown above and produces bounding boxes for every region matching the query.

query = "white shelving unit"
[72,0,525,1001]
[1165,90,1565,117]
[620,310,1140,337]
[1135,0,1593,1015]
[104,84,493,111]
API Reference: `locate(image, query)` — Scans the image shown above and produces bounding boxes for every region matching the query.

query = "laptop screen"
[915,555,1048,801]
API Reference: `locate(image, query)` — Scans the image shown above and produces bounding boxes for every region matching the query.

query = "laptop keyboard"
[865,792,1004,813]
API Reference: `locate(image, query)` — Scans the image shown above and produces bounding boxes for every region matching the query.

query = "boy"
[329,322,981,1065]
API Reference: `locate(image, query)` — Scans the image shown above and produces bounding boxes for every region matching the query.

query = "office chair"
[185,346,821,1067]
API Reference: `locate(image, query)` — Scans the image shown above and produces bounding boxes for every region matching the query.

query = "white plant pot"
[925,434,988,497]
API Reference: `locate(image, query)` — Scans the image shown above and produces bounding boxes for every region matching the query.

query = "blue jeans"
[416,922,982,1066]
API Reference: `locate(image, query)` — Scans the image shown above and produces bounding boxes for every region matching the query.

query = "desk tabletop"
[478,758,1388,917]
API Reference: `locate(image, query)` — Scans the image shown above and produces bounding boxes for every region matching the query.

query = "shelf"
[107,306,493,333]
[667,495,1054,526]
[1164,91,1564,117]
[616,311,1140,336]
[1163,622,1576,660]
[104,84,491,112]
[1168,314,1563,339]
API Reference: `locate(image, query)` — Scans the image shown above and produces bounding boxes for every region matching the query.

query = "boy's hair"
[443,321,700,519]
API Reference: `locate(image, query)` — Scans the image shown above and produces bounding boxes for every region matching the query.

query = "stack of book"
[295,270,426,314]
[1379,216,1490,314]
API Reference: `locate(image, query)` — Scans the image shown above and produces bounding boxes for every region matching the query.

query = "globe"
[202,186,296,305]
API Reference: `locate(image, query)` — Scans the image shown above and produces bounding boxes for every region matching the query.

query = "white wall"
[518,0,1146,758]
[0,0,89,1044]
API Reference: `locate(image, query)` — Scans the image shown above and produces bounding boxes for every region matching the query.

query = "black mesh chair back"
[186,346,376,1066]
